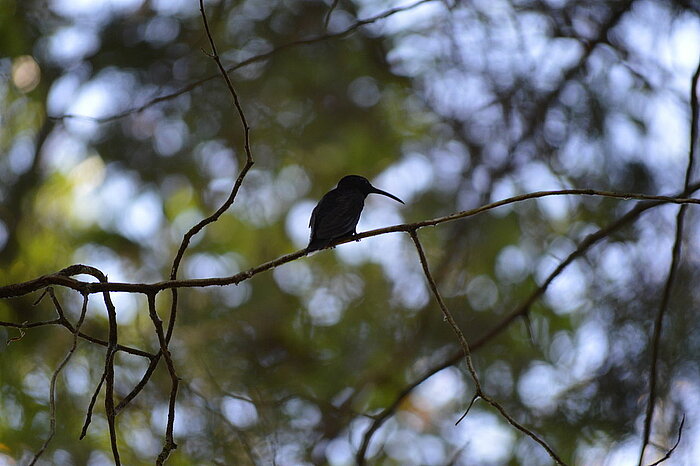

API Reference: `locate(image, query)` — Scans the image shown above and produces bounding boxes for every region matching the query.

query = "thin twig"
[0,294,155,359]
[1,318,60,329]
[0,299,154,358]
[80,370,106,440]
[29,292,89,465]
[147,293,180,465]
[169,0,255,342]
[324,0,341,29]
[101,276,121,465]
[403,231,566,466]
[166,0,254,335]
[647,414,686,466]
[454,393,479,425]
[114,355,160,414]
[408,231,480,388]
[637,58,700,466]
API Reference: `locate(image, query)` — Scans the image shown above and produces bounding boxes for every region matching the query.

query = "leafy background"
[1,0,700,464]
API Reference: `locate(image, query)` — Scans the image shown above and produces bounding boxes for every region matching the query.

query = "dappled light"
[1,0,700,464]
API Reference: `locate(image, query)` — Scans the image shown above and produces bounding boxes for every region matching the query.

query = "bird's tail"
[307,237,332,252]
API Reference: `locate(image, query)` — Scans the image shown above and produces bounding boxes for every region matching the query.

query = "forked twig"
[49,266,121,464]
[647,414,686,466]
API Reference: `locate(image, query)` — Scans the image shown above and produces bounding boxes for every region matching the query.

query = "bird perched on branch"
[308,175,404,251]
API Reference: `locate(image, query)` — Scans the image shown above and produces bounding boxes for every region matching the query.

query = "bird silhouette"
[308,175,404,251]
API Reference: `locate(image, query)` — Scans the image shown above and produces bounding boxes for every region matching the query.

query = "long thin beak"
[370,186,405,204]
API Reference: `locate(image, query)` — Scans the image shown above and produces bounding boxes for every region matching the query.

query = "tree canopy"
[1,0,700,464]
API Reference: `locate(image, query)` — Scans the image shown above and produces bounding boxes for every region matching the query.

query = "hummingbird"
[308,175,404,251]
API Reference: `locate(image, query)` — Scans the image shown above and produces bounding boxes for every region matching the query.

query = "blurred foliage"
[1,0,700,464]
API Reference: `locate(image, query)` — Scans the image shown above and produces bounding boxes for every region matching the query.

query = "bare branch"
[80,370,106,440]
[1,323,151,360]
[638,58,700,466]
[1,292,155,358]
[114,355,160,414]
[1,318,58,329]
[403,231,566,466]
[2,188,700,299]
[408,231,481,389]
[324,0,341,29]
[455,393,479,426]
[29,292,89,465]
[47,266,121,463]
[169,0,255,337]
[166,0,255,337]
[147,293,180,465]
[647,414,686,466]
[2,188,700,463]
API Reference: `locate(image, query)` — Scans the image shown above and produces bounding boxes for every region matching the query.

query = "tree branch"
[647,414,685,466]
[2,189,700,464]
[46,267,120,463]
[2,189,700,299]
[402,230,566,466]
[29,292,89,465]
[148,293,180,465]
[408,231,481,387]
[637,57,700,466]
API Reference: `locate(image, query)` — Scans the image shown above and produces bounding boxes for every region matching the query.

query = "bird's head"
[337,175,404,204]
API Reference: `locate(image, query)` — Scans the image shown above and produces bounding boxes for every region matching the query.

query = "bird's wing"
[309,204,317,228]
[311,189,364,240]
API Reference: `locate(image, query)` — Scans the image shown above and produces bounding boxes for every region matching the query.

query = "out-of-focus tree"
[1,0,699,464]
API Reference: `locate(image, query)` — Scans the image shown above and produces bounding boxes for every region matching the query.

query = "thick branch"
[2,189,700,299]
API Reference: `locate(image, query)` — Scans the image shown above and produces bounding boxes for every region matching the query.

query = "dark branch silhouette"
[29,291,89,465]
[2,189,699,299]
[637,58,700,466]
[647,414,686,466]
